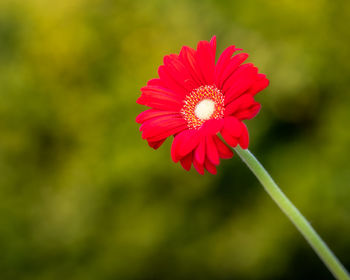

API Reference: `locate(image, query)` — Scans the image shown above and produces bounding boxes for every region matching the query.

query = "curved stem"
[234,146,350,280]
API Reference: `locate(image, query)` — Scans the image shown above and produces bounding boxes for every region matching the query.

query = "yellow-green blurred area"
[1,0,350,279]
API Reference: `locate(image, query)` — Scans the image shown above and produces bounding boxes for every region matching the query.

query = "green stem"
[234,146,350,280]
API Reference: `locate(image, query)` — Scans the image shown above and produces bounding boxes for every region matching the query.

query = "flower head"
[136,36,269,174]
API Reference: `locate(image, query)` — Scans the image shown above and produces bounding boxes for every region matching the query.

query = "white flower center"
[194,99,216,120]
[181,85,224,129]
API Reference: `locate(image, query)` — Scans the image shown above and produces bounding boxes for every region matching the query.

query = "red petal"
[163,54,196,92]
[147,126,187,142]
[180,152,193,171]
[171,129,200,162]
[193,157,205,175]
[235,103,261,120]
[204,159,217,175]
[195,40,215,84]
[179,46,205,85]
[220,117,242,147]
[199,119,224,136]
[137,86,183,110]
[221,129,238,147]
[217,53,249,89]
[142,85,183,100]
[225,94,261,120]
[136,109,180,124]
[194,139,206,165]
[215,45,238,82]
[223,117,242,137]
[239,122,249,149]
[206,135,220,165]
[147,78,165,87]
[148,138,166,149]
[244,73,270,96]
[213,135,233,159]
[225,94,252,116]
[158,65,188,97]
[223,64,258,105]
[141,116,187,141]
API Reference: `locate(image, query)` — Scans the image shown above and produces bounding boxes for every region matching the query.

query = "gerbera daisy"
[136,36,269,174]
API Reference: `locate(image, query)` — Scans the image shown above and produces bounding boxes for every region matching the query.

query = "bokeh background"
[1,0,350,279]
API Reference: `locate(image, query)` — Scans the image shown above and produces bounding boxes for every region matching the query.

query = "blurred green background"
[1,0,349,279]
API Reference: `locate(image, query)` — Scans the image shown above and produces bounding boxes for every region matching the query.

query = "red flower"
[136,36,269,174]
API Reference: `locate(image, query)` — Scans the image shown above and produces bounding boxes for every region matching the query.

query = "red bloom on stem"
[136,36,269,175]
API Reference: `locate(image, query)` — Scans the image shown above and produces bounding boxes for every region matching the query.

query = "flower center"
[181,85,225,129]
[194,99,215,120]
